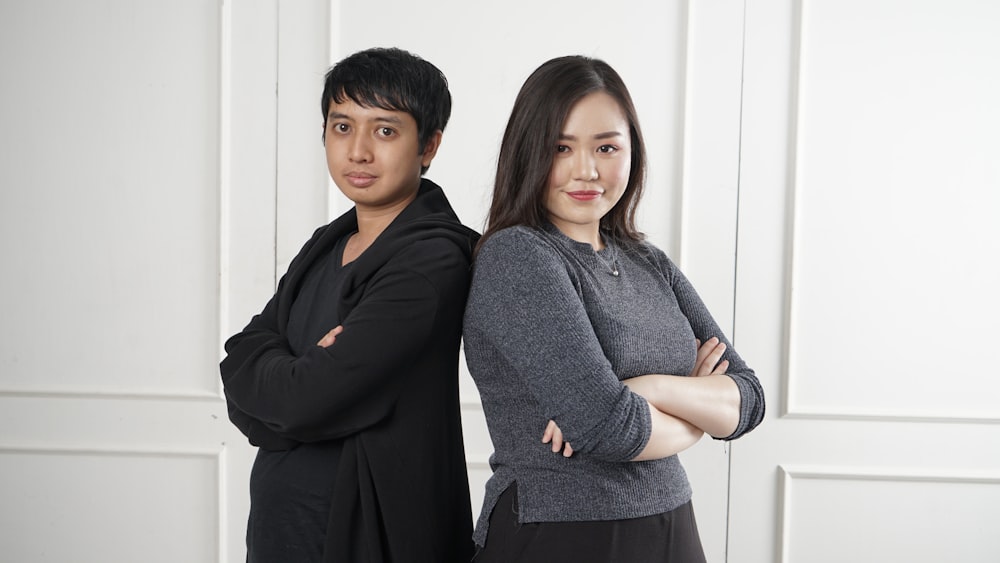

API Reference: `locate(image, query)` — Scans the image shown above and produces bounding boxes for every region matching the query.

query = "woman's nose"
[571,153,598,181]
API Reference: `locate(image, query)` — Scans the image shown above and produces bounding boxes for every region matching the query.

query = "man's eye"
[333,123,349,133]
[379,127,395,137]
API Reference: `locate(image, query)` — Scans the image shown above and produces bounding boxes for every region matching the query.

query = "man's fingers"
[317,325,346,348]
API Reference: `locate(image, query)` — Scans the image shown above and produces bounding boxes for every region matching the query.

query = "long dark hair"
[479,56,647,251]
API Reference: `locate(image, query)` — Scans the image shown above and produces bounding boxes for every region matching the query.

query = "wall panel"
[0,0,222,395]
[779,466,1000,563]
[731,1,1000,561]
[784,0,1000,422]
[0,448,218,562]
[0,2,275,562]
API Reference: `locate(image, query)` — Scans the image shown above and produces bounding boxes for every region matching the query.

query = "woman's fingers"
[543,419,563,452]
[703,342,726,376]
[693,337,727,376]
[694,337,713,370]
[542,420,573,456]
[550,423,564,452]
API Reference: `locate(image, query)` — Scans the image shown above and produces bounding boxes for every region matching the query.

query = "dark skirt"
[473,483,707,563]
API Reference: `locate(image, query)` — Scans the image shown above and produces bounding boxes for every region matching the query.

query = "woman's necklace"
[597,239,620,277]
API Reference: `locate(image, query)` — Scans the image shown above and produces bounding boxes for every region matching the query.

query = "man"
[221,47,477,562]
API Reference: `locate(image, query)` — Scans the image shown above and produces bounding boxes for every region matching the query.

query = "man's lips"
[566,190,603,201]
[345,172,377,188]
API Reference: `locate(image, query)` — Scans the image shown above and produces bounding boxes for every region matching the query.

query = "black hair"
[321,47,451,174]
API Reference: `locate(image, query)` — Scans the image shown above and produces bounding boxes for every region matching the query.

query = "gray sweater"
[463,223,764,546]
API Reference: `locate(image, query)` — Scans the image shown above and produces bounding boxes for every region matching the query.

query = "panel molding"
[779,464,1000,485]
[467,460,491,471]
[0,443,223,458]
[461,399,483,410]
[2,443,226,562]
[782,406,1000,425]
[0,444,225,459]
[776,0,1000,425]
[0,388,221,402]
[777,464,1000,562]
[218,0,234,361]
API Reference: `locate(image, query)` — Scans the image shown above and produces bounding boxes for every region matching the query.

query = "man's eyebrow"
[557,131,625,141]
[373,115,405,125]
[326,111,404,125]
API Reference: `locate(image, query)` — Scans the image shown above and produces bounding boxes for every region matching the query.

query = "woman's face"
[544,91,632,246]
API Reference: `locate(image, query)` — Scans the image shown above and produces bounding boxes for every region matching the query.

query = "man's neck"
[343,189,419,264]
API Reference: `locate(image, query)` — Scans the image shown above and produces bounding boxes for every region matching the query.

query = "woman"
[463,55,765,562]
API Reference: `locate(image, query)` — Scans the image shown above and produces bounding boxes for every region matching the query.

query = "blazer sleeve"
[221,238,465,443]
[465,229,651,462]
[657,251,766,440]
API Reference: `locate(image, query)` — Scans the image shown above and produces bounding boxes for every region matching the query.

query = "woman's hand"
[624,336,740,439]
[317,325,344,348]
[541,419,574,457]
[542,337,733,460]
[690,337,728,377]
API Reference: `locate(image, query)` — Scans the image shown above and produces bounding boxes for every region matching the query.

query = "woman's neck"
[548,219,604,250]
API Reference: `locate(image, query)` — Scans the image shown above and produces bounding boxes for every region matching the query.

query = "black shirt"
[246,235,353,562]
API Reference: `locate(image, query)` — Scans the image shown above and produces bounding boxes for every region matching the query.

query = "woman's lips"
[567,190,602,201]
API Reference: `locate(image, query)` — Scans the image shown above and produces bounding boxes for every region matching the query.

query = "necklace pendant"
[612,269,619,277]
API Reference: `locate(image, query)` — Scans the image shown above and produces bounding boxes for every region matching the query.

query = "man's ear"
[420,130,444,169]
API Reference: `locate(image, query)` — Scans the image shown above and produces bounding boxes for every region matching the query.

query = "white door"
[729,1,1000,561]
[0,1,315,561]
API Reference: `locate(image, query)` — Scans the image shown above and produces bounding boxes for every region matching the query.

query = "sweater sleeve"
[221,238,464,444]
[658,251,766,440]
[466,229,651,462]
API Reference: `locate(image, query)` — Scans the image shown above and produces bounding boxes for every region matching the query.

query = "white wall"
[1,1,997,562]
[730,1,1000,561]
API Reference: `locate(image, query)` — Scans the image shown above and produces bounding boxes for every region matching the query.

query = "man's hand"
[317,325,344,348]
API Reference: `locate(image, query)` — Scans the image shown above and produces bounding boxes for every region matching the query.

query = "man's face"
[324,99,440,213]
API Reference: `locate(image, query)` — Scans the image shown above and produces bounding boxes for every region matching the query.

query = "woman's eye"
[598,144,618,153]
[556,145,570,153]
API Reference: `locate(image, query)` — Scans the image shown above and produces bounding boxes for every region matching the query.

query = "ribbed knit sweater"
[463,223,765,546]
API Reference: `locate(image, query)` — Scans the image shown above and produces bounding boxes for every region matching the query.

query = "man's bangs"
[333,84,412,116]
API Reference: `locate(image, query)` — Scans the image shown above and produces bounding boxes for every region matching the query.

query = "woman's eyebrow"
[557,131,624,141]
